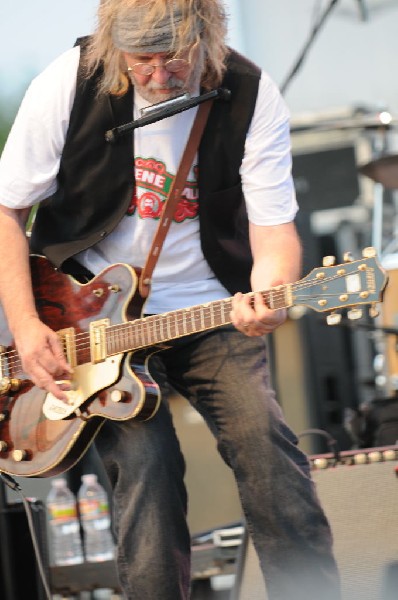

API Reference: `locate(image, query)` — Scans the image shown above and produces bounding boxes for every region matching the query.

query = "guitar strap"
[138,99,213,298]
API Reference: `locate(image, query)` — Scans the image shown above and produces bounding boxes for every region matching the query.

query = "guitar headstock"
[292,248,388,325]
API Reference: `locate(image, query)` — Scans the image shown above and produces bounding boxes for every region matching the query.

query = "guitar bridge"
[58,328,77,367]
[90,319,110,364]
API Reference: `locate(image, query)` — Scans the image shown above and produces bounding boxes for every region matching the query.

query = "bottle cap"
[81,473,98,485]
[52,478,67,488]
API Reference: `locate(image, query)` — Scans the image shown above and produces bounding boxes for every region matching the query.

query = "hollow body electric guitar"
[0,249,388,478]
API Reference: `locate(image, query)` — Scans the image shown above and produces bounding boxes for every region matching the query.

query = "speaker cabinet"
[233,447,398,600]
[292,143,360,212]
[232,529,267,599]
[0,498,49,600]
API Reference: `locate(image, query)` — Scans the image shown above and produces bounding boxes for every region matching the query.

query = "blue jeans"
[94,325,341,600]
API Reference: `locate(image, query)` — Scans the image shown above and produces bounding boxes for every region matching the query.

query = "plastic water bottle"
[78,473,115,562]
[46,478,84,566]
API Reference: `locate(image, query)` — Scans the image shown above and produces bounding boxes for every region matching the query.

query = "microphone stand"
[105,87,231,143]
[280,0,339,95]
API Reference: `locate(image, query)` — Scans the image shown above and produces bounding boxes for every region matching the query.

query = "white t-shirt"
[0,46,298,314]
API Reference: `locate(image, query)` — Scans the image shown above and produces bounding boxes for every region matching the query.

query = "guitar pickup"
[90,319,110,364]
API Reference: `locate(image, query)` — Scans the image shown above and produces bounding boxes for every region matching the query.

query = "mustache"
[146,77,186,91]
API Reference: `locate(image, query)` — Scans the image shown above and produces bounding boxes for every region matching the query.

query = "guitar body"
[0,256,161,477]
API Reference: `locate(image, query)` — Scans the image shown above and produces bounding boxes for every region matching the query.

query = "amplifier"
[0,498,49,600]
[292,142,360,212]
[233,446,398,600]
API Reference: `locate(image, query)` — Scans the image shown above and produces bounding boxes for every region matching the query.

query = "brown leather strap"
[139,99,213,298]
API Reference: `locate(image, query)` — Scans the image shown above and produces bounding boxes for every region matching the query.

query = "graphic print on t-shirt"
[128,157,199,223]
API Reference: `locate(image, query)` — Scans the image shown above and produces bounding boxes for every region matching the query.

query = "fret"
[200,306,206,330]
[0,349,10,379]
[145,317,153,346]
[106,328,115,355]
[268,290,275,310]
[265,285,288,310]
[209,303,215,329]
[155,315,162,342]
[173,312,179,338]
[140,323,146,347]
[166,315,172,340]
[189,310,196,334]
[129,322,140,352]
[146,319,153,345]
[153,315,161,343]
[126,323,135,352]
[182,309,188,335]
[108,325,120,355]
[119,324,127,353]
[219,300,225,324]
[194,307,201,332]
[222,299,231,325]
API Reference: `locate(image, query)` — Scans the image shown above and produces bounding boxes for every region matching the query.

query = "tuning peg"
[362,246,377,258]
[347,307,363,320]
[322,255,336,267]
[343,252,354,263]
[369,304,380,318]
[327,312,342,326]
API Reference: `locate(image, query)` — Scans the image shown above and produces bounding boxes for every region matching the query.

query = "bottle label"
[79,498,109,520]
[48,503,78,522]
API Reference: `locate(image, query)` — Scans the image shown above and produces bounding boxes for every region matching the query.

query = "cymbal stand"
[368,124,393,258]
[372,183,384,256]
[360,124,396,398]
[381,187,398,256]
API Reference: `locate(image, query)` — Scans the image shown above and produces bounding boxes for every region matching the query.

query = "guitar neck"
[106,286,291,356]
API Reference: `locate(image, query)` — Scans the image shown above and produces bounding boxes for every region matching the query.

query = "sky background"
[1,1,397,121]
[0,0,244,109]
[0,0,99,109]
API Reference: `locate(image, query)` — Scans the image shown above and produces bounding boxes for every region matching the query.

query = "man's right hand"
[12,315,73,401]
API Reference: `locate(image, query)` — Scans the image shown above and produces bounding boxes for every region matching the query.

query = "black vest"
[30,41,261,294]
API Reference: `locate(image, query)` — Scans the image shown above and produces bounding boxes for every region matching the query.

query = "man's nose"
[151,65,172,84]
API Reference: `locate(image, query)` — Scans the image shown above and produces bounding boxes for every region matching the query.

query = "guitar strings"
[0,268,371,373]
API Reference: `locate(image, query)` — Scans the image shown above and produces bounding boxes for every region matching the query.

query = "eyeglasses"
[127,58,190,77]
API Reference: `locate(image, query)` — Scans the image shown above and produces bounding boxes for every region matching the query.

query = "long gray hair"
[84,0,229,96]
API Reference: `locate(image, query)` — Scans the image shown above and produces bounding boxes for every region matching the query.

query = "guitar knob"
[369,304,380,318]
[322,256,336,267]
[12,449,29,462]
[0,441,8,452]
[343,252,354,263]
[362,247,377,258]
[347,308,363,320]
[0,377,22,394]
[0,411,9,422]
[110,390,128,403]
[326,313,342,326]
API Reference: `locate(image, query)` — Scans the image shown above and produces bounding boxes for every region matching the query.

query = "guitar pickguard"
[43,354,123,420]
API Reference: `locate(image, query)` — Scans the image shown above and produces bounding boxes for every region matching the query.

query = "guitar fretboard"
[103,287,289,357]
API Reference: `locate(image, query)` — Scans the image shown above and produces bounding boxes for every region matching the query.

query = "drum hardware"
[291,110,397,134]
[333,317,398,396]
[358,153,398,190]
